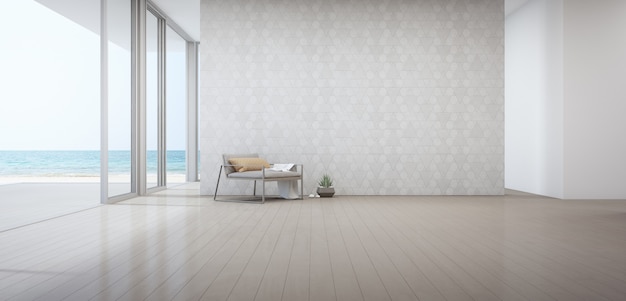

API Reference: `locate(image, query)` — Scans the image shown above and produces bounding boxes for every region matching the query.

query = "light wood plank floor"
[1,184,625,300]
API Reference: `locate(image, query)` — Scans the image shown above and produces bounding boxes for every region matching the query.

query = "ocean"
[0,150,186,177]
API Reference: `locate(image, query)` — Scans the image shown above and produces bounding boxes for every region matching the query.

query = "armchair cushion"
[228,157,270,172]
[222,153,258,175]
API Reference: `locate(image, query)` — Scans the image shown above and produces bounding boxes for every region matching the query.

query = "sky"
[0,0,187,151]
[0,0,100,150]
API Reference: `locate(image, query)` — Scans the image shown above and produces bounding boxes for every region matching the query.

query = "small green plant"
[318,174,333,188]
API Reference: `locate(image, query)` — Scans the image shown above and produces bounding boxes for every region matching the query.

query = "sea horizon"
[0,150,187,177]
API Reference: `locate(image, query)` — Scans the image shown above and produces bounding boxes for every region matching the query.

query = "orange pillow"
[228,157,270,172]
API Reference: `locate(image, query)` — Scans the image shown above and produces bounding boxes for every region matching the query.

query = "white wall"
[199,0,505,196]
[506,0,626,199]
[563,0,626,199]
[505,0,563,198]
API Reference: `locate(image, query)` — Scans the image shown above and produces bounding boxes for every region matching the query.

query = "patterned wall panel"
[199,0,504,196]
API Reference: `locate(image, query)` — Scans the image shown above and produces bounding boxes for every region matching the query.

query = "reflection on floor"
[0,183,101,231]
[0,181,181,232]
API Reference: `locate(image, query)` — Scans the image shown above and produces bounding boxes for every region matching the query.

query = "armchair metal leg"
[213,166,223,201]
[261,180,265,204]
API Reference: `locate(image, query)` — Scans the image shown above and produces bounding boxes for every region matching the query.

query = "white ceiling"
[151,0,199,41]
[34,0,521,46]
[35,0,99,35]
[35,0,200,43]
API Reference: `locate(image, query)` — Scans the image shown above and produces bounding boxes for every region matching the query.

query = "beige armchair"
[214,153,303,203]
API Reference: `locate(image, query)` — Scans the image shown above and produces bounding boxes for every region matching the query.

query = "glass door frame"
[100,0,198,203]
[146,6,166,193]
[147,1,200,183]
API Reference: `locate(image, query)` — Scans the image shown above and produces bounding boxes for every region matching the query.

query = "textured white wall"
[505,0,563,198]
[199,0,504,196]
[563,0,626,199]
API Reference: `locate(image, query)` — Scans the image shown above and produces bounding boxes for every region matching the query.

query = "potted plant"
[316,174,335,197]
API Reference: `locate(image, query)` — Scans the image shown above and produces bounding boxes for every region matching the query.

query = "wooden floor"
[1,184,625,301]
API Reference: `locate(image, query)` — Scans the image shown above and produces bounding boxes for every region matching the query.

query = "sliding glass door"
[146,10,162,190]
[0,0,101,229]
[107,0,133,198]
[166,26,188,184]
[100,0,198,202]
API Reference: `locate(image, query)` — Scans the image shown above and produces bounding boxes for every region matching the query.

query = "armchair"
[214,153,303,203]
